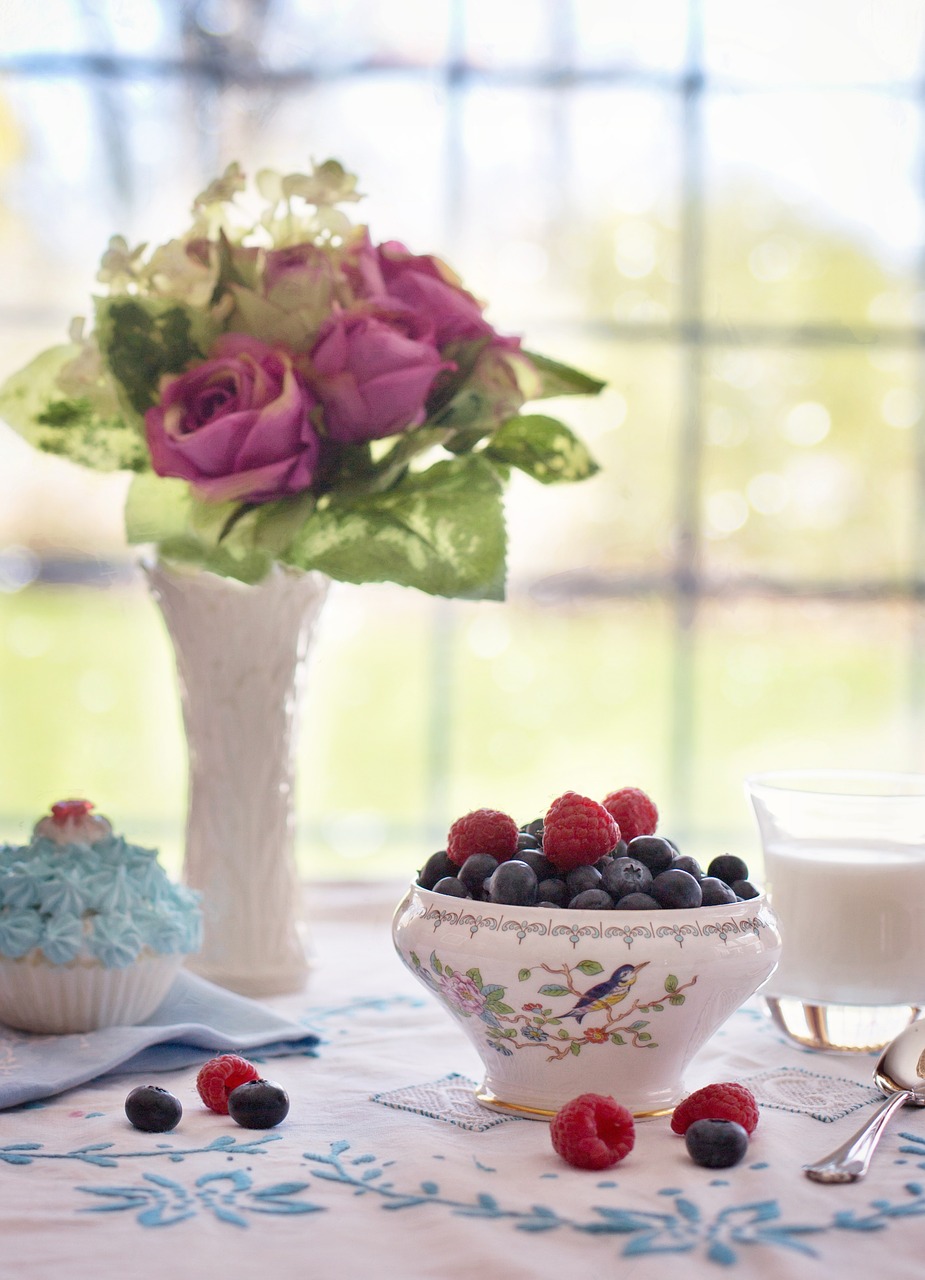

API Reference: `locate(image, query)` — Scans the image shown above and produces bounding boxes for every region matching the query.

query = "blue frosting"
[0,835,202,969]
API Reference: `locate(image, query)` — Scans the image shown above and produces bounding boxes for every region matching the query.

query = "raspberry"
[196,1054,261,1115]
[446,808,519,868]
[550,1093,636,1171]
[542,792,619,872]
[670,1082,759,1136]
[601,787,658,842]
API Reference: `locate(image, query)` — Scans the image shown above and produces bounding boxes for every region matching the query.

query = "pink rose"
[375,241,496,347]
[344,234,495,349]
[145,333,321,503]
[263,242,336,302]
[307,309,453,445]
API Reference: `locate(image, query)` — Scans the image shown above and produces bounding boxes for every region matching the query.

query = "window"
[1,0,923,878]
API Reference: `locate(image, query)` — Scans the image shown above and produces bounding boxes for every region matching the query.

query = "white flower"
[96,235,147,293]
[192,161,247,210]
[56,319,120,415]
[281,159,362,208]
[142,238,218,307]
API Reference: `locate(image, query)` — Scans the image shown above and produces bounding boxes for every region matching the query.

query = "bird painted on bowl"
[562,961,649,1024]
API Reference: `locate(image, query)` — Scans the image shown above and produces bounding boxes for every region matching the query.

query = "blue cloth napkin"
[0,970,320,1110]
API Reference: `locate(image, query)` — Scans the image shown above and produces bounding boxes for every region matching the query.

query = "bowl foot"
[475,1082,676,1122]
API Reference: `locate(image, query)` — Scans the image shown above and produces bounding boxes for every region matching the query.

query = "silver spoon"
[804,1018,925,1183]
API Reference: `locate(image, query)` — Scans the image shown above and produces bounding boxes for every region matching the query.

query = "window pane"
[689,598,918,869]
[704,0,925,86]
[703,90,925,325]
[701,347,918,581]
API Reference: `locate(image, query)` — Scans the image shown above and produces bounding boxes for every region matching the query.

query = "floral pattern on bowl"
[393,883,782,1119]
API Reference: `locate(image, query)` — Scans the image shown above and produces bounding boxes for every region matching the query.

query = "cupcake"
[0,800,202,1034]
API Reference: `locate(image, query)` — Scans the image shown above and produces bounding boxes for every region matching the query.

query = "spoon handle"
[803,1089,914,1183]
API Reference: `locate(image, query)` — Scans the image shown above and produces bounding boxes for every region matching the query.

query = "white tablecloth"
[4,881,925,1280]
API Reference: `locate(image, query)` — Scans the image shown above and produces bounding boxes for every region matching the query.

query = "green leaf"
[638,1032,652,1042]
[650,1003,664,1012]
[482,414,600,485]
[557,1029,570,1039]
[429,951,443,975]
[569,1041,581,1056]
[521,350,606,399]
[285,456,507,600]
[518,969,532,982]
[0,345,148,472]
[492,1002,515,1016]
[575,960,604,977]
[664,974,679,993]
[410,952,420,968]
[0,344,75,436]
[538,984,571,998]
[95,296,219,417]
[668,995,686,1006]
[501,1028,517,1039]
[125,474,195,544]
[610,1033,626,1045]
[466,968,483,988]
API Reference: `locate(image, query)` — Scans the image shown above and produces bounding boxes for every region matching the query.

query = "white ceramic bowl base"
[393,884,781,1119]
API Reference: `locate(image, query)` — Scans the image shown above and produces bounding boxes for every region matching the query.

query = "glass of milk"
[746,770,925,1052]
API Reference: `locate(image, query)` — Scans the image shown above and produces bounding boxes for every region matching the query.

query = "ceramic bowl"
[392,883,781,1119]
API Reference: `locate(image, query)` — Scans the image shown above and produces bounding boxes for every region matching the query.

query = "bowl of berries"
[392,787,781,1119]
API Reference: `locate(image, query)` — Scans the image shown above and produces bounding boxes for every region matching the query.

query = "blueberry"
[516,831,541,852]
[125,1084,182,1133]
[518,849,557,880]
[626,836,675,876]
[536,877,570,908]
[521,818,544,840]
[227,1079,290,1130]
[432,875,471,898]
[650,869,703,910]
[568,888,613,911]
[699,876,738,906]
[458,853,498,897]
[684,1118,749,1168]
[670,854,703,880]
[614,892,662,911]
[566,865,602,897]
[417,850,456,890]
[487,860,538,907]
[593,854,615,872]
[707,854,749,886]
[733,879,760,900]
[601,856,653,901]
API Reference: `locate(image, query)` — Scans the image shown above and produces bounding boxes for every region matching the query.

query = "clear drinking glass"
[746,770,925,1052]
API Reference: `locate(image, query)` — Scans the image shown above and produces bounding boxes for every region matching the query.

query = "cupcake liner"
[0,949,184,1034]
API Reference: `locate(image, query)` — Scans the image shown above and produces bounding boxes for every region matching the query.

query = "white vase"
[145,560,329,997]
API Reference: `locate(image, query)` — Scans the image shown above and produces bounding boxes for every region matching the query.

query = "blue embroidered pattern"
[0,1134,280,1166]
[300,1141,925,1265]
[78,1169,322,1227]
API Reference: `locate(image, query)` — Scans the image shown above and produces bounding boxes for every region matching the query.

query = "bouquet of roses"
[0,160,603,599]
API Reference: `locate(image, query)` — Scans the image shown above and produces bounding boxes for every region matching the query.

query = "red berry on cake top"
[543,792,619,872]
[51,799,95,824]
[601,787,658,842]
[550,1093,636,1170]
[446,808,519,867]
